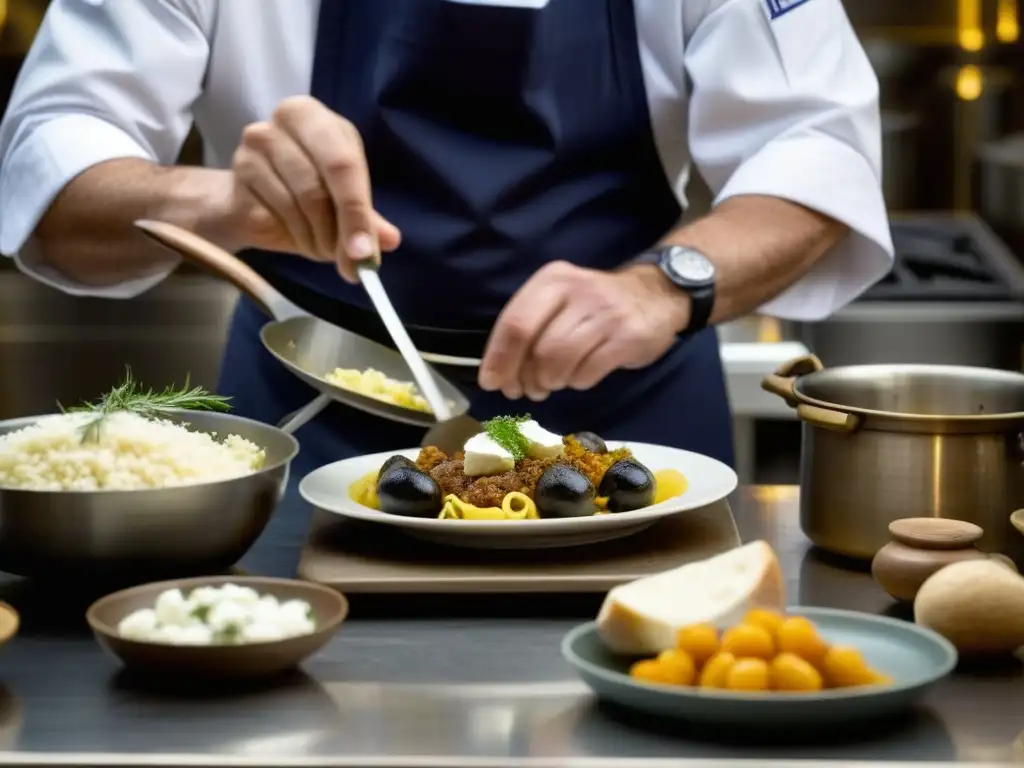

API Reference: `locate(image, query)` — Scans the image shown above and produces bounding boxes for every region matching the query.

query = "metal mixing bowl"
[0,410,298,579]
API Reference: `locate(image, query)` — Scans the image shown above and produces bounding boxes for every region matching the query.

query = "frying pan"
[134,220,474,439]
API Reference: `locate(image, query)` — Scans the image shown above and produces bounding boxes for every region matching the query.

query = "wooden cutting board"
[298,499,741,594]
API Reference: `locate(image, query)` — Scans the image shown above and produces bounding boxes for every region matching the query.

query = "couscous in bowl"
[0,410,297,580]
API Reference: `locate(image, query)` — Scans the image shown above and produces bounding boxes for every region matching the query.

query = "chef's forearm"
[32,159,236,287]
[663,194,848,324]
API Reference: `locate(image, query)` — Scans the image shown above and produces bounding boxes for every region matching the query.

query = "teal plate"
[562,607,957,728]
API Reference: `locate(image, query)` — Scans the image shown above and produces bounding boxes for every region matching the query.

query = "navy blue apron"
[219,0,735,479]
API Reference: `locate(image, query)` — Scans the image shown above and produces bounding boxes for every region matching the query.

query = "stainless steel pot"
[762,355,1024,563]
[0,410,297,580]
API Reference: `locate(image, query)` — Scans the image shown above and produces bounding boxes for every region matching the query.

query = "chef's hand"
[478,262,690,401]
[230,96,401,282]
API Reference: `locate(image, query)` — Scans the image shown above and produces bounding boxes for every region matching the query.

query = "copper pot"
[762,355,1024,563]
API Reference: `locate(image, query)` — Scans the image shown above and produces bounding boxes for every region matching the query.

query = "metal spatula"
[355,263,453,421]
[360,262,483,453]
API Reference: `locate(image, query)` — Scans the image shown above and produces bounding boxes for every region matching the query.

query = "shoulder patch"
[765,0,815,19]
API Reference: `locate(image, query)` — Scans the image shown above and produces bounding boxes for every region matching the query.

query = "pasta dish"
[349,415,687,521]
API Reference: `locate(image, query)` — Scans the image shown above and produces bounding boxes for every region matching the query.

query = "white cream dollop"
[518,420,564,459]
[463,432,515,477]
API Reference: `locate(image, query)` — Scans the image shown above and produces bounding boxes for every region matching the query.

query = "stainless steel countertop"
[0,485,1017,768]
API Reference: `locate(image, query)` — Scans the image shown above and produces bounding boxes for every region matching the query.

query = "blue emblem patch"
[765,0,814,19]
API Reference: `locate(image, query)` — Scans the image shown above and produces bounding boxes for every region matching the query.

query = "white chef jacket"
[0,0,893,321]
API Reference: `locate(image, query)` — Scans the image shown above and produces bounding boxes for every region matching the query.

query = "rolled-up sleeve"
[0,0,212,297]
[684,0,893,320]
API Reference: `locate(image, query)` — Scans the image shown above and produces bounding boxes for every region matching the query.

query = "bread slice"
[595,540,785,655]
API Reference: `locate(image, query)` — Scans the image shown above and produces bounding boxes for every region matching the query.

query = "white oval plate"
[299,442,738,550]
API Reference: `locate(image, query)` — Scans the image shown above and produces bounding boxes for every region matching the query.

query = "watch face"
[668,248,715,284]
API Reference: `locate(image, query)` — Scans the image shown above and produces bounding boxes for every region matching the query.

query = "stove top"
[863,214,1024,302]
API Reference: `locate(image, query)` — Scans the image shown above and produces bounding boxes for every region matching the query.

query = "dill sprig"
[483,414,531,461]
[62,367,232,443]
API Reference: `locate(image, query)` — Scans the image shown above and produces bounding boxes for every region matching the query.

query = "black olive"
[376,465,443,518]
[534,464,598,519]
[598,458,656,513]
[380,454,417,476]
[570,431,607,454]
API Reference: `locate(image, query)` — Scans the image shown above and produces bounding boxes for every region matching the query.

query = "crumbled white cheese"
[207,599,249,633]
[463,433,515,477]
[518,420,564,459]
[117,608,159,641]
[116,584,316,646]
[154,589,193,627]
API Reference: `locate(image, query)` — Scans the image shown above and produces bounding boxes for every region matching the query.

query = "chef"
[0,0,892,475]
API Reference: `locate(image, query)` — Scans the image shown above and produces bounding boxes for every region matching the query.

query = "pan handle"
[795,404,862,433]
[761,353,825,408]
[134,220,304,322]
[277,394,332,435]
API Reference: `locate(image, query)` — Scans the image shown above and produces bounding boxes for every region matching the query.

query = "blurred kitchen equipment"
[356,263,452,419]
[802,214,1024,370]
[881,111,921,211]
[977,133,1024,256]
[859,40,922,211]
[0,410,297,579]
[134,220,470,432]
[762,354,1024,564]
[846,4,964,36]
[921,64,1018,212]
[861,38,920,83]
[0,268,234,420]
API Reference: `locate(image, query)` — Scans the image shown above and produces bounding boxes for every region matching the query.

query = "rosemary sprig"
[62,367,232,443]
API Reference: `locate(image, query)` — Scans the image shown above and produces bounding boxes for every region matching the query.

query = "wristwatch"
[632,245,717,334]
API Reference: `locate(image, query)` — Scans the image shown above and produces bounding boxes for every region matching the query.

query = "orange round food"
[776,616,829,664]
[743,608,785,639]
[822,646,883,688]
[771,652,824,692]
[698,652,736,689]
[656,649,697,686]
[675,624,719,666]
[720,623,776,660]
[630,659,671,685]
[726,658,771,691]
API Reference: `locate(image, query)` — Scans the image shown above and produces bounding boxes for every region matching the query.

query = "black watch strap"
[684,283,715,334]
[630,247,716,335]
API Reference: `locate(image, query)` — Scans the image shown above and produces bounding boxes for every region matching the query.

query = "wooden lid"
[888,517,984,550]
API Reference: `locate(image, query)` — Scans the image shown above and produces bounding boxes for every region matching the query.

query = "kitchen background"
[0,0,1021,482]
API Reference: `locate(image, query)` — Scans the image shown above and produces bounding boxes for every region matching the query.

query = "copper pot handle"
[761,354,825,408]
[796,404,862,433]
